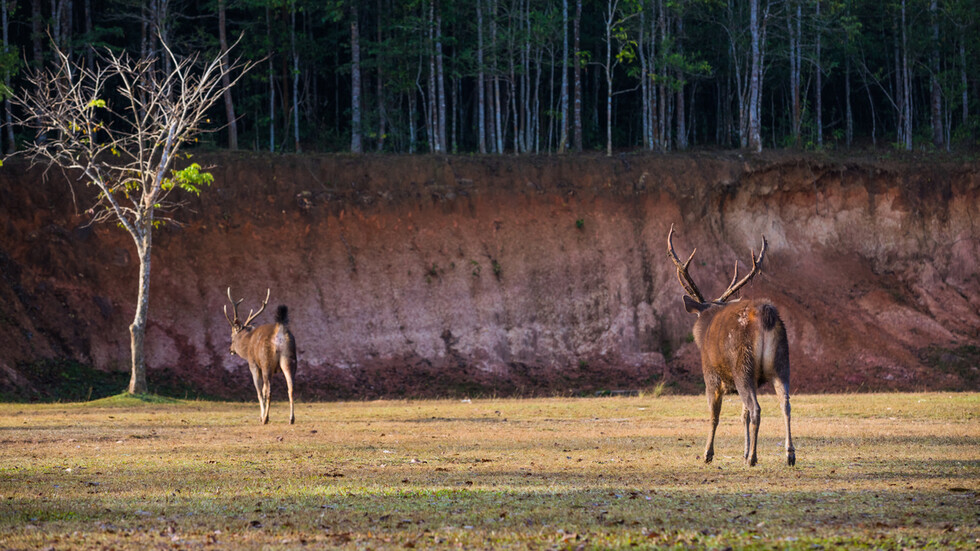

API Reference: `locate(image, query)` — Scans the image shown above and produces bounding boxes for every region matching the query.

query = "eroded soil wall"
[1,153,978,398]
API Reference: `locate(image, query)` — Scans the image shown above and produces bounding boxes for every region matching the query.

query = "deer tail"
[760,303,780,331]
[275,305,289,326]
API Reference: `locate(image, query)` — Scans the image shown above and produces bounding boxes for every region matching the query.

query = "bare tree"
[8,42,250,395]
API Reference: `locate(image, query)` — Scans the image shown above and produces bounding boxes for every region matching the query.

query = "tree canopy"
[2,0,978,155]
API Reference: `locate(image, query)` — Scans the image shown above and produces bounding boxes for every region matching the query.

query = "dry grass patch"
[0,392,977,549]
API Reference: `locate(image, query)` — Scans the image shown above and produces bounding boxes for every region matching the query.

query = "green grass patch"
[0,393,976,549]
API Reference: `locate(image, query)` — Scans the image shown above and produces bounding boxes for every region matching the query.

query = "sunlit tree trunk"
[748,0,763,152]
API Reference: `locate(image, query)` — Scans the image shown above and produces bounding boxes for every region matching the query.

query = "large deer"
[224,288,297,424]
[667,225,795,466]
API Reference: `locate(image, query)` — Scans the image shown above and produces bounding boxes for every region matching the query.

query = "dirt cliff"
[1,152,978,400]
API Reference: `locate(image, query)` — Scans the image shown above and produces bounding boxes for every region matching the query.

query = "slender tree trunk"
[476,0,486,153]
[31,0,42,67]
[435,7,447,153]
[900,0,911,150]
[291,1,300,152]
[491,0,503,153]
[815,1,823,147]
[350,4,363,153]
[675,14,687,150]
[84,0,94,70]
[128,225,152,395]
[267,5,275,152]
[929,0,943,148]
[748,0,763,152]
[573,0,583,151]
[789,2,801,146]
[961,30,969,126]
[377,0,386,152]
[604,0,614,156]
[559,0,569,152]
[218,0,238,150]
[846,56,853,147]
[2,0,13,153]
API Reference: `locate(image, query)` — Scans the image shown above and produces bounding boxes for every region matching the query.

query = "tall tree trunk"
[900,0,912,150]
[128,225,152,395]
[31,0,42,67]
[788,2,801,146]
[491,0,503,153]
[748,0,763,152]
[291,1,300,152]
[218,0,238,150]
[961,29,969,126]
[573,0,583,152]
[559,0,569,153]
[267,5,275,152]
[929,0,943,148]
[675,14,687,150]
[604,0,614,156]
[435,7,447,153]
[815,1,823,147]
[350,4,363,153]
[84,0,94,70]
[376,0,386,152]
[2,0,13,153]
[476,0,486,153]
[846,56,853,147]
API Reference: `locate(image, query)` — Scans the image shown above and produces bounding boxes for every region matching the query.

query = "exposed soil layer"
[1,152,978,400]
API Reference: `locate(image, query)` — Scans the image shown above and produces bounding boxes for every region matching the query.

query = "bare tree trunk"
[605,0,614,156]
[435,6,447,153]
[846,56,853,147]
[929,0,943,148]
[748,0,763,152]
[961,29,969,126]
[267,5,275,152]
[573,0,583,152]
[900,0,912,150]
[2,0,13,153]
[350,4,363,153]
[476,0,487,153]
[128,225,152,395]
[675,14,687,150]
[218,0,238,150]
[377,0,386,152]
[31,0,42,67]
[491,0,503,153]
[291,1,300,152]
[788,2,801,146]
[815,0,823,147]
[559,0,569,153]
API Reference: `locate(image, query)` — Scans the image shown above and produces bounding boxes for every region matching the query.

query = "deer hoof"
[747,456,757,467]
[703,452,714,464]
[787,451,796,466]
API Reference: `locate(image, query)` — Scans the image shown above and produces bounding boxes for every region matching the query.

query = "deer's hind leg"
[280,355,295,425]
[735,381,761,467]
[703,378,724,464]
[249,362,266,423]
[773,374,795,466]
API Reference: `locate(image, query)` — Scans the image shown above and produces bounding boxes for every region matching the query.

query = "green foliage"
[161,163,214,196]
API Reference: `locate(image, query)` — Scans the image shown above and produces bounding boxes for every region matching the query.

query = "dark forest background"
[0,0,977,155]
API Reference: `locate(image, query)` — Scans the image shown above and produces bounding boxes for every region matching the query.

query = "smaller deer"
[667,225,795,466]
[224,288,297,424]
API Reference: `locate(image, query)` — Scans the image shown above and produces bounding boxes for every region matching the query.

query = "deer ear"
[683,295,709,314]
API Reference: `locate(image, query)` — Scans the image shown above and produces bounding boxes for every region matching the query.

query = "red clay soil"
[0,151,978,400]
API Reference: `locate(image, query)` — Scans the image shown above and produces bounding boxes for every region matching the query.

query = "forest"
[0,0,978,155]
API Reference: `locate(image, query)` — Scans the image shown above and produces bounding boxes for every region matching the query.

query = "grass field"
[1,392,977,550]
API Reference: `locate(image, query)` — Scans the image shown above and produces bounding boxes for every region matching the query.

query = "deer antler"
[666,224,705,303]
[242,288,271,327]
[716,236,767,302]
[225,287,244,326]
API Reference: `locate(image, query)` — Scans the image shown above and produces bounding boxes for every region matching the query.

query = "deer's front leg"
[704,381,723,464]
